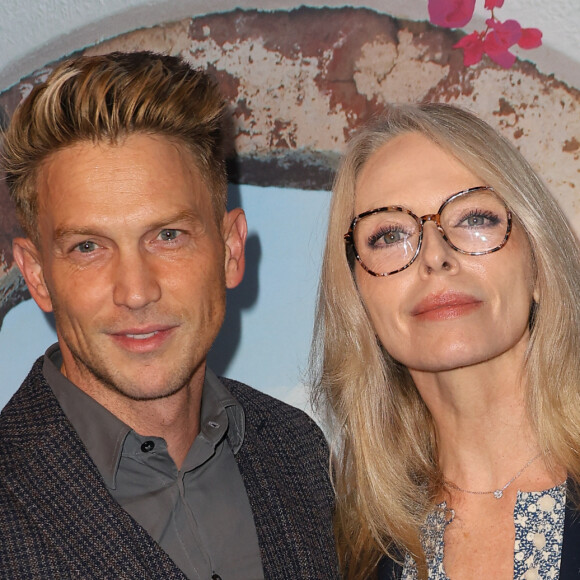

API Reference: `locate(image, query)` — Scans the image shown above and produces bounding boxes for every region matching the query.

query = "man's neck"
[62,360,205,470]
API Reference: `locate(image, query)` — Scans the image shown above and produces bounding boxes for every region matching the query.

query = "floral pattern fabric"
[402,483,566,580]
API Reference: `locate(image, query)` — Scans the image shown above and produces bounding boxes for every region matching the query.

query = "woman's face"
[353,133,537,374]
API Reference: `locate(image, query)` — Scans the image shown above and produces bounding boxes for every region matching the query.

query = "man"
[0,52,337,579]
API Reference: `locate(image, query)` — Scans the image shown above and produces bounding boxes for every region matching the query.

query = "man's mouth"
[110,326,177,352]
[125,331,158,340]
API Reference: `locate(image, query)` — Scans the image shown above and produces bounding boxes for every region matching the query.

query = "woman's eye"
[74,241,98,253]
[458,211,500,228]
[467,215,483,226]
[382,231,404,244]
[369,228,408,248]
[465,215,487,227]
[158,229,180,241]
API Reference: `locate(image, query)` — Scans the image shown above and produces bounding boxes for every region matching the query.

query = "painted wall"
[0,2,579,413]
[2,0,580,90]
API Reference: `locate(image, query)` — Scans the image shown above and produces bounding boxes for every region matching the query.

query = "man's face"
[14,133,246,402]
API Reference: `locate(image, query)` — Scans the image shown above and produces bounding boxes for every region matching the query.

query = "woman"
[310,103,580,579]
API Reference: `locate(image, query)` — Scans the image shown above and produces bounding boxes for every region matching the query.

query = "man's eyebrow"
[54,226,98,242]
[53,210,205,242]
[147,209,204,231]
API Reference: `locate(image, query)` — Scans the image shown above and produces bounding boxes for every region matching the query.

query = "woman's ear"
[12,238,54,312]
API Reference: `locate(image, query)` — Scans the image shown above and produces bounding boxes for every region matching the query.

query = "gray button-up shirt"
[43,344,264,580]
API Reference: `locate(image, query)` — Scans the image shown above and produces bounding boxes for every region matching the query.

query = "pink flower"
[428,0,476,28]
[454,31,485,66]
[483,18,521,67]
[518,27,542,49]
[486,18,522,44]
[428,0,543,69]
[484,44,516,68]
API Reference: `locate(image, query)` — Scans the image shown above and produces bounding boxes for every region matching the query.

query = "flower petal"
[484,20,521,61]
[487,18,522,45]
[486,47,517,68]
[428,0,476,28]
[518,28,543,49]
[485,0,504,8]
[454,31,484,66]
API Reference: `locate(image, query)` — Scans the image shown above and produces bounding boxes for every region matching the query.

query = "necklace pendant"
[493,489,503,499]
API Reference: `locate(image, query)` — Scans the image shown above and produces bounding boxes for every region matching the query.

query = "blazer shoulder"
[220,376,325,438]
[0,357,55,441]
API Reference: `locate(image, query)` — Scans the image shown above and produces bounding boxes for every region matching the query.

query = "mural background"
[0,1,579,412]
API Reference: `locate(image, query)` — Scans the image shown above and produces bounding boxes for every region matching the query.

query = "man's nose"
[112,249,162,309]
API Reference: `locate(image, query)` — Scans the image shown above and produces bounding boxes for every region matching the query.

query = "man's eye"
[74,241,98,253]
[158,229,181,241]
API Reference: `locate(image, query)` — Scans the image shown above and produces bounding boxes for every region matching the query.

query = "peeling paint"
[563,137,580,153]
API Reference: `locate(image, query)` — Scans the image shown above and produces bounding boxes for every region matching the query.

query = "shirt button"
[140,440,155,453]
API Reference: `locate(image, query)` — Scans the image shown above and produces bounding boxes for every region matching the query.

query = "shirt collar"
[202,367,245,454]
[42,343,245,488]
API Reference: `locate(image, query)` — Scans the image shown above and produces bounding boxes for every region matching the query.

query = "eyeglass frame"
[344,186,513,277]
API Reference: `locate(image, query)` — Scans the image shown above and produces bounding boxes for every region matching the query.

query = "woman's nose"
[416,221,460,277]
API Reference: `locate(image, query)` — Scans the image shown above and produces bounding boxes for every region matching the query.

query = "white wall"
[1,0,580,91]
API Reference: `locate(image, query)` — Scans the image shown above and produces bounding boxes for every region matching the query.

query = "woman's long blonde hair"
[310,103,580,578]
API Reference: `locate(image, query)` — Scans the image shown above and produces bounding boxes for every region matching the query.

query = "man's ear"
[222,208,247,290]
[12,238,54,313]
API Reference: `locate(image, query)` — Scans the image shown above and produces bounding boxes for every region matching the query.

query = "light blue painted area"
[209,184,331,410]
[0,184,331,413]
[0,300,57,409]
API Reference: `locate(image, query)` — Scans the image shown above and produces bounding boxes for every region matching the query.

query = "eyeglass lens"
[352,189,509,276]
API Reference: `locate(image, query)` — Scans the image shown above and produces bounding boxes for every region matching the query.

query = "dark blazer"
[377,485,580,579]
[0,358,339,579]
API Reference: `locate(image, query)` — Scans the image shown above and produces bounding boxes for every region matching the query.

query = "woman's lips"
[411,292,482,321]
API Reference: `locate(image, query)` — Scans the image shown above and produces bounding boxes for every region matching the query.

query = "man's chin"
[63,345,204,402]
[67,358,191,402]
[110,383,187,402]
[93,372,191,402]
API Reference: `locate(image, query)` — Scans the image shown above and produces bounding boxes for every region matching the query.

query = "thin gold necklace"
[444,452,542,499]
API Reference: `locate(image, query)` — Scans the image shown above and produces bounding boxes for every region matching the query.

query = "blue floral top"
[402,482,566,580]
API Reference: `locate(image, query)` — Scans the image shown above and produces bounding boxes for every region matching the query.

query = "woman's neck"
[409,352,542,490]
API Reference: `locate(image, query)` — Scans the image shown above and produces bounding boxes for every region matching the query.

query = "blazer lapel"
[560,479,580,580]
[377,555,403,579]
[225,377,338,579]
